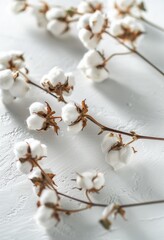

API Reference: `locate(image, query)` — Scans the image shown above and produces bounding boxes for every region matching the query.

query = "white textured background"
[0,0,164,239]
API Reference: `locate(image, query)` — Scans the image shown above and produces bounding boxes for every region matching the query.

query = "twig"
[85,114,164,141]
[139,16,164,33]
[105,31,164,76]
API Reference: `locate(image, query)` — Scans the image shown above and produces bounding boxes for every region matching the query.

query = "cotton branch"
[105,31,164,76]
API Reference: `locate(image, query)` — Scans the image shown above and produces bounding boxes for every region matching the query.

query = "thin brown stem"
[85,190,93,203]
[19,70,69,103]
[32,159,58,193]
[105,31,164,76]
[24,76,164,141]
[105,51,132,63]
[56,205,91,214]
[139,16,164,33]
[19,70,58,100]
[29,80,58,99]
[121,200,164,209]
[85,114,164,141]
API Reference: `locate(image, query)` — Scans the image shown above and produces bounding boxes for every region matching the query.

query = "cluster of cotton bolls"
[14,137,109,229]
[35,189,60,229]
[41,66,74,99]
[110,16,144,47]
[101,133,135,170]
[12,0,104,36]
[0,50,29,104]
[78,49,109,82]
[76,171,105,192]
[11,0,145,83]
[14,138,61,229]
[26,101,61,133]
[12,0,48,27]
[14,138,47,174]
[77,10,109,49]
[112,0,146,19]
[61,100,88,134]
[26,102,48,131]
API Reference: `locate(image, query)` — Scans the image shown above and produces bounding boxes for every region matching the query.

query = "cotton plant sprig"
[78,49,132,82]
[13,138,164,230]
[11,0,164,78]
[11,0,103,36]
[0,50,30,104]
[1,50,164,171]
[0,51,75,104]
[111,0,164,32]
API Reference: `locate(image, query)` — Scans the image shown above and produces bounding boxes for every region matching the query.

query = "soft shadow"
[92,78,160,123]
[138,25,164,70]
[28,27,85,60]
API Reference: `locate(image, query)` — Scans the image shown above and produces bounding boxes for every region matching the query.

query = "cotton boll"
[29,139,46,158]
[78,28,100,49]
[93,172,105,190]
[46,8,66,21]
[29,102,46,115]
[26,114,45,130]
[101,133,119,153]
[61,102,79,125]
[85,67,109,82]
[47,20,67,36]
[40,189,58,205]
[77,14,91,29]
[0,69,14,90]
[48,66,66,85]
[83,50,103,67]
[67,121,83,134]
[14,141,28,158]
[89,11,104,34]
[12,0,26,14]
[105,145,134,170]
[110,20,124,36]
[16,161,32,174]
[9,77,29,98]
[77,172,95,190]
[35,206,56,229]
[1,90,14,104]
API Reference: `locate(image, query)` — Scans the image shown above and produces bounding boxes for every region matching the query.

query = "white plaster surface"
[0,0,164,239]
